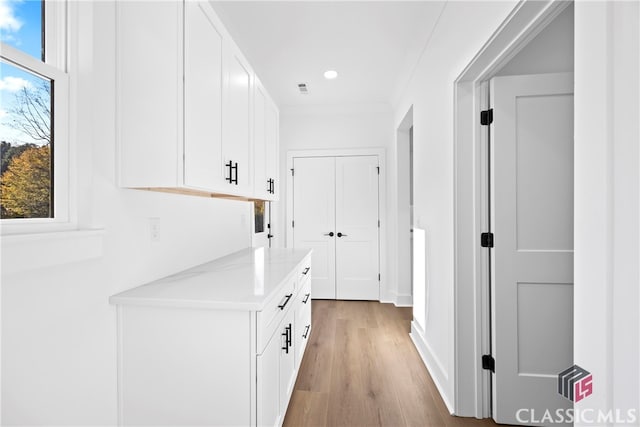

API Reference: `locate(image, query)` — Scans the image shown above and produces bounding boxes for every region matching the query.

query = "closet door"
[292,157,336,299]
[335,156,380,300]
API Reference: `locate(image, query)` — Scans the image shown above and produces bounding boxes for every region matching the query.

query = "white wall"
[1,3,253,424]
[574,1,639,424]
[391,0,518,412]
[278,105,397,301]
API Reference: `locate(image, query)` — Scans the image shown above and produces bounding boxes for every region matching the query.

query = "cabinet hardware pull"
[323,232,334,237]
[337,232,347,237]
[281,326,289,353]
[267,178,274,194]
[278,293,293,310]
[302,267,310,275]
[282,324,292,353]
[225,161,232,183]
[303,293,310,304]
[225,161,238,185]
[303,325,310,339]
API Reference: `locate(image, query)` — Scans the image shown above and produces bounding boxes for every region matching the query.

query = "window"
[254,201,265,234]
[1,0,69,229]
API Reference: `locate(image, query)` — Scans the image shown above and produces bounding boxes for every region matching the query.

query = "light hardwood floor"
[283,300,501,427]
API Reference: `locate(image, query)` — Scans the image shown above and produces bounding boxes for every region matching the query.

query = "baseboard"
[395,293,413,307]
[409,321,454,414]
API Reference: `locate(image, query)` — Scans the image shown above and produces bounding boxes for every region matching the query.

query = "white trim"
[395,293,413,307]
[452,0,571,418]
[1,0,76,235]
[286,147,387,302]
[410,320,454,414]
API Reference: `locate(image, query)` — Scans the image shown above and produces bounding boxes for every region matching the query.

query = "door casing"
[286,148,388,301]
[452,0,573,419]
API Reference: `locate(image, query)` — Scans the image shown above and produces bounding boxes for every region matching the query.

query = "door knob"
[324,232,334,237]
[337,232,347,237]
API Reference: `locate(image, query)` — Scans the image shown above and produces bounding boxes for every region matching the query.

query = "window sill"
[1,229,105,275]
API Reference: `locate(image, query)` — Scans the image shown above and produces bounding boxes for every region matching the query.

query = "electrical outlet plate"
[149,217,160,241]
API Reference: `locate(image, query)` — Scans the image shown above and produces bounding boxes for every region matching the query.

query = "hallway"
[284,300,500,426]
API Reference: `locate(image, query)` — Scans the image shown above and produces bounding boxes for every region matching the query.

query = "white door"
[335,156,380,300]
[292,156,380,300]
[292,157,336,299]
[491,72,574,425]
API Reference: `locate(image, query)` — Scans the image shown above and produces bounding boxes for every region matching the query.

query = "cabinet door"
[224,45,253,195]
[265,98,279,201]
[253,79,269,200]
[184,1,225,191]
[257,329,280,427]
[117,1,182,188]
[279,309,296,416]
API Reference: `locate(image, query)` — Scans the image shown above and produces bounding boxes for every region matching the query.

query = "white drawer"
[257,275,296,353]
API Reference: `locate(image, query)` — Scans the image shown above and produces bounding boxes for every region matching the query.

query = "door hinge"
[482,355,495,372]
[291,169,294,176]
[378,273,381,281]
[378,219,380,228]
[481,232,494,248]
[377,166,380,175]
[292,220,294,228]
[480,108,493,126]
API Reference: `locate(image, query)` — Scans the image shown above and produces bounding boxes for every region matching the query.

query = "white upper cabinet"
[253,79,268,200]
[265,97,279,200]
[224,45,253,196]
[116,1,277,201]
[253,78,279,201]
[184,1,224,191]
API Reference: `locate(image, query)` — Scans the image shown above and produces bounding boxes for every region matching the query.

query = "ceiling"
[211,1,445,108]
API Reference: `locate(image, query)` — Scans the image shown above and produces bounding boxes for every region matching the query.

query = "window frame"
[1,1,72,234]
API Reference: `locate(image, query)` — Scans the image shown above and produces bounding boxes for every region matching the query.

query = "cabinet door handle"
[303,293,310,304]
[278,293,293,310]
[287,323,292,347]
[232,162,238,185]
[303,325,310,339]
[225,161,233,183]
[323,232,334,237]
[225,161,238,185]
[302,267,310,275]
[337,232,347,237]
[281,325,291,353]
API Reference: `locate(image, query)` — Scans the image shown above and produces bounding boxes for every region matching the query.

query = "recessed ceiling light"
[324,70,338,80]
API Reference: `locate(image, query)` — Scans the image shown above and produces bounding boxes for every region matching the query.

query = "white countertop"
[109,247,312,311]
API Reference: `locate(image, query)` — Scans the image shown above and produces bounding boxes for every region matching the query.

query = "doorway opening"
[396,107,414,307]
[453,1,574,423]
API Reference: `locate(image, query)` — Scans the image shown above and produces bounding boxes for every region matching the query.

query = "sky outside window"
[1,0,46,146]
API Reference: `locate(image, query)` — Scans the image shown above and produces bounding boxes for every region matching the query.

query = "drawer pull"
[278,293,293,310]
[282,324,292,353]
[303,325,310,339]
[302,267,310,275]
[302,293,310,304]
